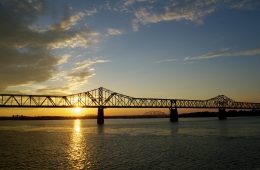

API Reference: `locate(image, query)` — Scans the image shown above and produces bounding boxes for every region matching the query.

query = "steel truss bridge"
[0,87,259,124]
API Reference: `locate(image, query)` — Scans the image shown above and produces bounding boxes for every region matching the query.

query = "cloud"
[38,67,95,95]
[130,0,260,31]
[75,59,109,70]
[66,58,109,91]
[0,1,55,90]
[231,0,260,10]
[50,9,97,32]
[132,1,216,31]
[184,48,260,61]
[47,30,100,49]
[50,11,86,31]
[107,28,123,36]
[36,86,71,95]
[0,1,100,92]
[36,58,109,94]
[57,54,70,65]
[154,58,177,64]
[0,48,57,90]
[124,0,150,6]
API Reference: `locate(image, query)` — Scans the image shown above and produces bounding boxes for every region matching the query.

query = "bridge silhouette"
[1,87,260,124]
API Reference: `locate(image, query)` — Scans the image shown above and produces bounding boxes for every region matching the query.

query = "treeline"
[0,115,96,120]
[0,114,168,120]
[180,110,260,117]
[0,110,259,120]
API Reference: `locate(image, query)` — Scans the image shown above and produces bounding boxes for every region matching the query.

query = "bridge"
[0,87,260,124]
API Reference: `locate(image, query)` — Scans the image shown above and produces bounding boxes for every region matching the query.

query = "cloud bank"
[0,0,100,93]
[123,0,260,31]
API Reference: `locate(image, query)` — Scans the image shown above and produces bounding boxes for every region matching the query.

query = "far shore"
[0,110,259,120]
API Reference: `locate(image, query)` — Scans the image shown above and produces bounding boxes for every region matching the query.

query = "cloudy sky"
[0,0,260,111]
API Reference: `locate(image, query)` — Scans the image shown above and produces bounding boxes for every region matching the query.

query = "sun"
[73,107,82,114]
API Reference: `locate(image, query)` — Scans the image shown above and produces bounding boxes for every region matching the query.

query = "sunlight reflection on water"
[68,119,87,169]
[74,119,81,133]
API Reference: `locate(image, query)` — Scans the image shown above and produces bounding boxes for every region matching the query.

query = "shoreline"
[0,110,259,120]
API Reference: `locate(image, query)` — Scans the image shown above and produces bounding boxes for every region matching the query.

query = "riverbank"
[0,110,259,120]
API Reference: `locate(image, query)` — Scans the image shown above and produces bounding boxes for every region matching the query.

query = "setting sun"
[73,107,82,114]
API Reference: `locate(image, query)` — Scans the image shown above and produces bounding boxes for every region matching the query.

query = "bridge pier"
[170,108,178,122]
[97,107,104,125]
[218,108,227,120]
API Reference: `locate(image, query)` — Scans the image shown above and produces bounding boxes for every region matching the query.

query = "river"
[0,117,259,169]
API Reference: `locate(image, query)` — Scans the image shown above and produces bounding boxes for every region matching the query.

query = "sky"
[0,0,260,116]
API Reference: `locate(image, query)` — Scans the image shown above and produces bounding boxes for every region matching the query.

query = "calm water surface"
[0,117,259,170]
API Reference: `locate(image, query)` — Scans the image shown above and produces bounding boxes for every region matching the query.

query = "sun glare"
[73,107,82,114]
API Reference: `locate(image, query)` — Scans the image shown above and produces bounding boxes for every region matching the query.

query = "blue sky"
[0,0,260,104]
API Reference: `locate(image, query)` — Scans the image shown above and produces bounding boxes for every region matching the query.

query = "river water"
[0,117,259,170]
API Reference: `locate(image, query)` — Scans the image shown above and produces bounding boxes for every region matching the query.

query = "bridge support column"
[97,107,104,125]
[218,108,227,120]
[170,108,178,122]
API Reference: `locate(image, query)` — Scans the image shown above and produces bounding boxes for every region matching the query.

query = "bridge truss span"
[0,87,260,110]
